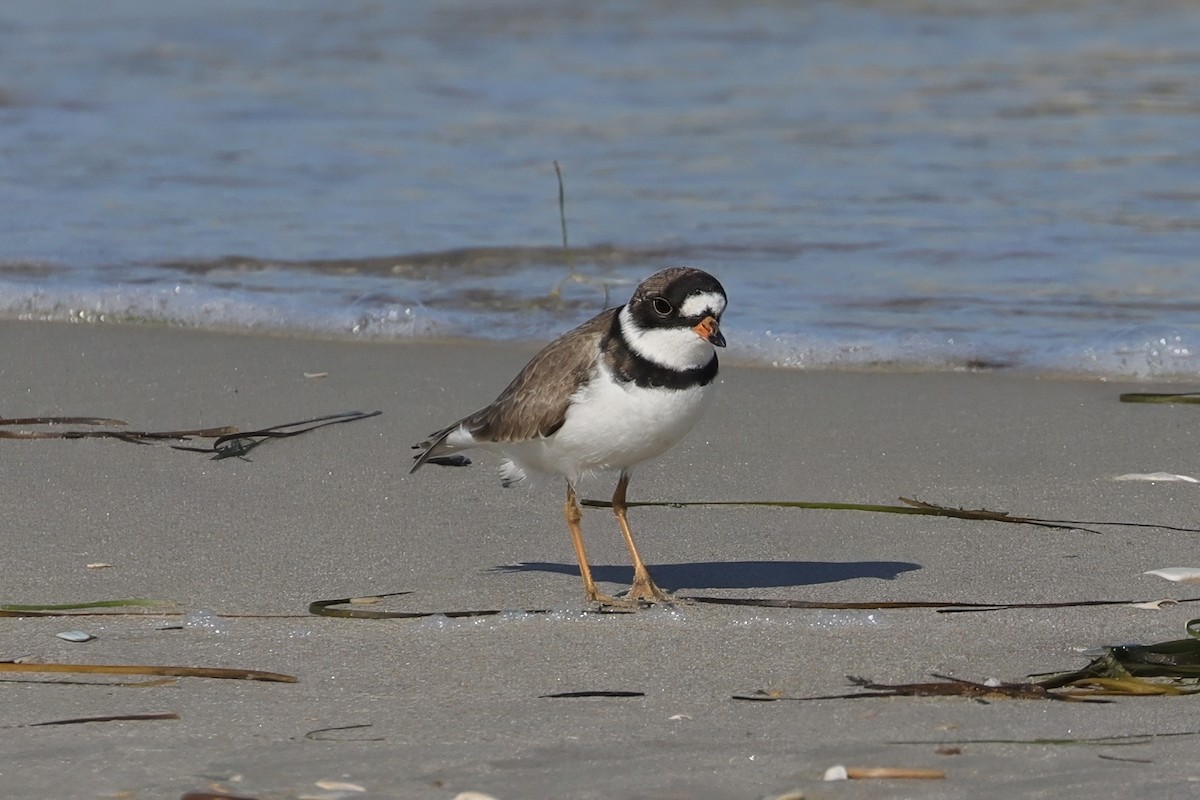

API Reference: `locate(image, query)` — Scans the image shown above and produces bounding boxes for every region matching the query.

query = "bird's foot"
[586,581,683,610]
[587,591,646,612]
[623,577,678,606]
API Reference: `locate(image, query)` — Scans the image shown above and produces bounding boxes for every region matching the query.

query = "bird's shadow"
[493,560,921,591]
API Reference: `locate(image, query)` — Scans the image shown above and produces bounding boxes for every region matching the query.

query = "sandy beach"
[5,318,1200,800]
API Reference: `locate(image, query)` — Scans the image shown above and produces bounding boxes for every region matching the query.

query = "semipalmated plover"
[411,267,727,606]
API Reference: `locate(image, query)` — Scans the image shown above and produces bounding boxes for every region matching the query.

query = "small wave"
[6,251,1200,380]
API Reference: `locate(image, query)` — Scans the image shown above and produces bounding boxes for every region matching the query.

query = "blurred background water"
[2,0,1200,377]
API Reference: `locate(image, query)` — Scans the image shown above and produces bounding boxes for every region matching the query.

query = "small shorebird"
[411,267,727,606]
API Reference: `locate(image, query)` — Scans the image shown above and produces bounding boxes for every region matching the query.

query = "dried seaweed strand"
[0,677,178,688]
[1120,392,1200,404]
[0,599,310,619]
[734,675,1105,704]
[539,690,645,698]
[304,723,385,742]
[0,416,128,426]
[893,730,1199,746]
[1035,635,1200,689]
[685,596,991,610]
[308,592,555,620]
[0,410,379,457]
[0,425,236,441]
[936,595,1200,614]
[0,662,297,683]
[172,410,380,459]
[751,623,1200,707]
[0,609,309,619]
[0,598,164,613]
[582,496,1199,535]
[308,592,1200,620]
[686,595,1200,613]
[896,497,1100,533]
[13,711,179,728]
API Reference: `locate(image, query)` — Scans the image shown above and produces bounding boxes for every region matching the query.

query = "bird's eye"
[651,297,673,316]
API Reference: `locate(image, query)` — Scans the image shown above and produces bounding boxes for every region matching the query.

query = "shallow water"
[3,1,1200,376]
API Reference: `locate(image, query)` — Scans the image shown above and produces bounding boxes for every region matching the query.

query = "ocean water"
[3,1,1200,377]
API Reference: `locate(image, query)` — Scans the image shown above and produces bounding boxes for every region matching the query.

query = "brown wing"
[463,307,615,441]
[410,307,615,472]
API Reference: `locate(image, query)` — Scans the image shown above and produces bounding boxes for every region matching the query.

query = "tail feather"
[410,426,458,473]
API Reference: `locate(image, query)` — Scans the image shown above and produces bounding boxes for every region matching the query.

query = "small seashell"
[452,793,501,800]
[314,780,365,792]
[85,562,114,569]
[822,765,849,781]
[1145,567,1200,583]
[1114,472,1199,483]
[1130,599,1179,610]
[303,372,329,379]
[845,766,945,780]
[56,630,95,643]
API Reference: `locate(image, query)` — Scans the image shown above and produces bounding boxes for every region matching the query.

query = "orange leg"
[565,482,629,607]
[612,473,674,603]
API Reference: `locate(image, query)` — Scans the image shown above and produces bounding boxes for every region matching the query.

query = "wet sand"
[4,319,1200,799]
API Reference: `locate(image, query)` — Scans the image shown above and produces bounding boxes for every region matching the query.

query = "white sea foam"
[7,271,1200,379]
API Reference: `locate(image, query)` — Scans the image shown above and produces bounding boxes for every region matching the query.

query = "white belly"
[503,364,715,485]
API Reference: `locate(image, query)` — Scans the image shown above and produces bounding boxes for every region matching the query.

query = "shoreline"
[4,318,1200,799]
[6,315,1200,384]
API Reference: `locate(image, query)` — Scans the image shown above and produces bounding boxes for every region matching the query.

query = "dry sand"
[4,319,1200,799]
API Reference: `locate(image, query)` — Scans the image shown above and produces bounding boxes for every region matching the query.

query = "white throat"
[618,306,716,371]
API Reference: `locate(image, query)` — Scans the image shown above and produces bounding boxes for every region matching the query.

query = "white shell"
[1144,567,1200,583]
[55,630,95,643]
[823,765,849,781]
[1114,472,1199,483]
[314,780,365,792]
[1130,599,1179,609]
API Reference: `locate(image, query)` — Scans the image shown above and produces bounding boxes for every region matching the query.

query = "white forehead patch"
[679,291,726,319]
